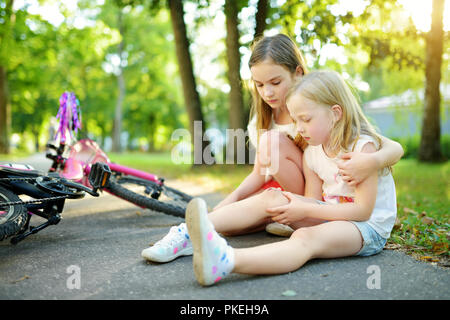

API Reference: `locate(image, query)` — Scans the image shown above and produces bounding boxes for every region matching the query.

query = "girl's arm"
[338,135,403,186]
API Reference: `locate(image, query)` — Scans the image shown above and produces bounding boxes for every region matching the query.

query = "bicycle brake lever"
[46,143,57,150]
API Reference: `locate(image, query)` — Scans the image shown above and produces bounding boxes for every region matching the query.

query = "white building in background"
[362,85,450,138]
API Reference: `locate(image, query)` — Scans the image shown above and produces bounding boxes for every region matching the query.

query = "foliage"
[3,0,449,154]
[394,135,450,160]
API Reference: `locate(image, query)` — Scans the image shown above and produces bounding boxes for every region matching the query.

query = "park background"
[0,0,449,265]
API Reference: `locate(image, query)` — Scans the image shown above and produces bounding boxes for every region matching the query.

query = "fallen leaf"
[385,243,402,250]
[403,207,418,215]
[282,290,297,297]
[419,256,439,262]
[11,275,30,283]
[421,216,434,225]
[432,242,449,255]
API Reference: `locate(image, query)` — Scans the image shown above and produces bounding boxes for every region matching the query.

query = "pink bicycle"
[45,92,192,218]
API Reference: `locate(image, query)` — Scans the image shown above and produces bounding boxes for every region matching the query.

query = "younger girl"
[185,70,397,286]
[141,34,402,263]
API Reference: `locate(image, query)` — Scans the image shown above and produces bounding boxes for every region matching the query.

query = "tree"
[167,0,213,165]
[0,0,15,154]
[113,5,126,152]
[224,0,246,163]
[253,0,268,40]
[0,64,10,154]
[418,0,445,162]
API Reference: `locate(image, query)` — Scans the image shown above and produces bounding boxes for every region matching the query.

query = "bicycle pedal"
[88,162,111,190]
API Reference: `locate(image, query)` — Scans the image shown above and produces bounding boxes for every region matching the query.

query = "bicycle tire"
[105,178,190,218]
[0,186,28,241]
[117,176,193,202]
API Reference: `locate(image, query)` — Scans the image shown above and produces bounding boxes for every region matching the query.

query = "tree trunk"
[113,8,125,152]
[0,0,14,154]
[418,0,444,162]
[253,0,268,39]
[0,67,10,153]
[224,0,246,164]
[168,0,212,165]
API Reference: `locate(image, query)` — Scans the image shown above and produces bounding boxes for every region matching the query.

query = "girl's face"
[250,59,301,110]
[287,93,336,147]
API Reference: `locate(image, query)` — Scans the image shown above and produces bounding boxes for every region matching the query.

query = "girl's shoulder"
[353,134,380,153]
[270,118,297,137]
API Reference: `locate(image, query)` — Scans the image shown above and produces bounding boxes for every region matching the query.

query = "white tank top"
[247,116,297,148]
[303,135,397,239]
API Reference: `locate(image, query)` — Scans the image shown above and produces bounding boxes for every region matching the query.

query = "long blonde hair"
[287,71,384,157]
[248,34,308,150]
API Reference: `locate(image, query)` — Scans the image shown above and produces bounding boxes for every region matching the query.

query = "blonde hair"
[287,70,385,158]
[248,34,308,150]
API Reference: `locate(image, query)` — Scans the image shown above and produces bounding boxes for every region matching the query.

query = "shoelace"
[154,227,186,249]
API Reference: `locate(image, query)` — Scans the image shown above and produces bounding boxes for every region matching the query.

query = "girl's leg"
[186,198,362,285]
[233,221,363,274]
[258,130,304,195]
[208,187,290,235]
[142,188,293,263]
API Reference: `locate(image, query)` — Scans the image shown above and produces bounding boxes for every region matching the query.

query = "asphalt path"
[0,155,448,301]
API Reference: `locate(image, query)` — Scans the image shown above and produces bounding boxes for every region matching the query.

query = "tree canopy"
[1,0,448,161]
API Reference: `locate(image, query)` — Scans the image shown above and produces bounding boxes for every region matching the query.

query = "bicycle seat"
[0,163,42,177]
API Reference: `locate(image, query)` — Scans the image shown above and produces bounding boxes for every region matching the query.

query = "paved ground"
[0,155,448,301]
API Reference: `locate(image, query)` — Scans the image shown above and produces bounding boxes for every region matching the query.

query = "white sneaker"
[186,198,234,286]
[141,223,193,263]
[265,222,294,237]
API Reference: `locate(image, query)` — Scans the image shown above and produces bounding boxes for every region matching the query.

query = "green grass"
[0,151,33,161]
[108,151,251,194]
[389,159,449,264]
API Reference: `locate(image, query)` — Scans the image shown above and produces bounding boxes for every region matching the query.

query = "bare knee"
[260,187,288,207]
[258,130,303,175]
[291,227,314,241]
[260,129,301,152]
[258,130,280,165]
[290,227,318,251]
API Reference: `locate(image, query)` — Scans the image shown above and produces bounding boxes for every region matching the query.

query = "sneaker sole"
[186,198,211,286]
[141,247,193,263]
[265,223,294,237]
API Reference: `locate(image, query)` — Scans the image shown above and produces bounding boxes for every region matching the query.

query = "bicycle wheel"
[0,186,28,241]
[105,176,192,218]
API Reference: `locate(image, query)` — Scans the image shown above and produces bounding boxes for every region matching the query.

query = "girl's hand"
[338,152,379,187]
[265,192,308,225]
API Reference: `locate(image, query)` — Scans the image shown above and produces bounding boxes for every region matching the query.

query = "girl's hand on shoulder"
[266,191,308,225]
[337,152,379,187]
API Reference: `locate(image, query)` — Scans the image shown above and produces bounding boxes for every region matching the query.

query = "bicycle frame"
[48,138,163,191]
[45,92,191,217]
